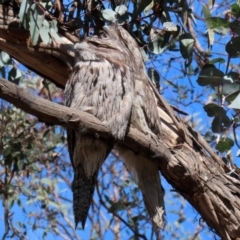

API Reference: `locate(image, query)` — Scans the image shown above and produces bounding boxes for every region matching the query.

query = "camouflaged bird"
[64,25,165,230]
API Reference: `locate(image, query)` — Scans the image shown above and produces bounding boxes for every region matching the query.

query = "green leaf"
[148,33,164,54]
[21,186,32,197]
[211,115,231,133]
[216,138,234,152]
[202,4,211,26]
[29,4,44,45]
[0,51,11,65]
[208,58,225,65]
[204,103,226,117]
[49,201,59,209]
[101,9,117,23]
[204,131,216,142]
[231,3,240,17]
[115,5,127,15]
[40,20,50,44]
[222,81,240,96]
[197,65,224,86]
[228,92,240,109]
[109,201,126,213]
[202,4,214,47]
[144,0,153,13]
[206,17,230,29]
[118,13,129,25]
[179,33,195,59]
[49,28,62,41]
[226,37,240,57]
[224,72,239,83]
[19,0,31,24]
[49,19,58,31]
[163,22,178,32]
[41,178,52,186]
[8,67,23,85]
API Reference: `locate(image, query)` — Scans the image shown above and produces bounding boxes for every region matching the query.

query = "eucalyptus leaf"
[224,71,239,83]
[228,92,240,109]
[207,29,214,48]
[204,131,216,142]
[49,19,58,31]
[118,13,129,25]
[0,51,11,68]
[115,5,127,15]
[109,200,126,213]
[40,20,51,44]
[211,115,231,133]
[8,67,23,85]
[179,33,195,59]
[21,186,32,197]
[226,37,240,57]
[216,138,234,153]
[202,3,211,27]
[29,4,44,45]
[231,3,240,17]
[208,58,225,64]
[49,28,62,41]
[144,0,154,13]
[206,17,230,29]
[101,9,117,23]
[148,33,164,54]
[197,65,224,86]
[222,76,240,96]
[202,4,214,48]
[204,103,226,117]
[163,22,178,32]
[41,178,52,186]
[19,0,30,23]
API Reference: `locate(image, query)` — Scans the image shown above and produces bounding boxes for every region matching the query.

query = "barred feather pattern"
[64,29,134,228]
[65,25,165,230]
[114,26,166,229]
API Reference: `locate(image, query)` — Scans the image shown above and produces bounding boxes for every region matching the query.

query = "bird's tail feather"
[116,144,166,229]
[72,135,113,229]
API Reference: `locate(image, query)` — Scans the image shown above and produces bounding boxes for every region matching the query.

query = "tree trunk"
[0,4,240,240]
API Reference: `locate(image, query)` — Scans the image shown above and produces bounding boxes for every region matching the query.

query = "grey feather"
[64,27,134,228]
[65,25,165,230]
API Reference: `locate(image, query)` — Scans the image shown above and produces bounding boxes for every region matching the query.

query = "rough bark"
[0,3,240,240]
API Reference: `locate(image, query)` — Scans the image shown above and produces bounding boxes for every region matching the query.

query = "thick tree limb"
[1,78,240,240]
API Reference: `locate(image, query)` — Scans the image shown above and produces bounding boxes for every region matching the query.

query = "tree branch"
[1,78,240,239]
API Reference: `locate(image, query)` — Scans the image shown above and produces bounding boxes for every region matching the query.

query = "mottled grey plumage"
[115,27,165,229]
[65,25,165,230]
[64,27,134,228]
